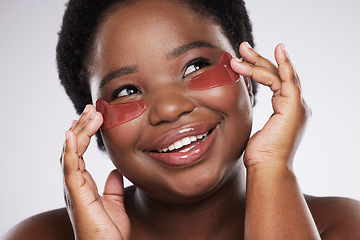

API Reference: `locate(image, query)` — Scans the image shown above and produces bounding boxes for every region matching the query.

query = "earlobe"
[244,77,254,106]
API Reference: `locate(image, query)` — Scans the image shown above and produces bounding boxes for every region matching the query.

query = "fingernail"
[244,42,253,49]
[280,43,290,58]
[83,105,90,114]
[232,57,243,64]
[280,43,286,52]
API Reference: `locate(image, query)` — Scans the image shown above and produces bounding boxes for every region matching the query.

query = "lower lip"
[148,125,219,168]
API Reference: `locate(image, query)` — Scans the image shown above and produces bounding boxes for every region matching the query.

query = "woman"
[4,0,360,239]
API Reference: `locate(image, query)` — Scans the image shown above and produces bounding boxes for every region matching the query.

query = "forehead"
[92,0,233,68]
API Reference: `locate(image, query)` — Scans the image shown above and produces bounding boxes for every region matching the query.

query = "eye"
[183,58,211,78]
[111,85,141,100]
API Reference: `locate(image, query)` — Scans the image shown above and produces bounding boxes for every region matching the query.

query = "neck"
[126,164,246,239]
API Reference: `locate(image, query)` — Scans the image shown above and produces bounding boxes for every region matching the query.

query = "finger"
[63,131,79,173]
[62,130,85,190]
[231,58,282,93]
[60,120,80,165]
[103,170,131,237]
[275,44,301,86]
[239,41,278,74]
[70,120,77,129]
[63,131,99,205]
[103,170,125,203]
[79,155,86,171]
[76,111,103,157]
[71,105,96,135]
[274,44,302,97]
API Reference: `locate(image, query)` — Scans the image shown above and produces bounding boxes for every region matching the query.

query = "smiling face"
[89,0,253,203]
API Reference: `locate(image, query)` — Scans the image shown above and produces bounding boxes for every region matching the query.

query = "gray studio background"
[1,0,359,235]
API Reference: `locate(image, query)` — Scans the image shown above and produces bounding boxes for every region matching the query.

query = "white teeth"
[181,137,192,146]
[158,131,210,153]
[196,133,207,139]
[174,140,183,149]
[190,136,197,141]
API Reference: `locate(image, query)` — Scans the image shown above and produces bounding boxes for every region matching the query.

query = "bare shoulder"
[3,208,74,240]
[305,195,360,239]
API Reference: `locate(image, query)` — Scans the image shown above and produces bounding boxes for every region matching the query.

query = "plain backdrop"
[1,0,359,235]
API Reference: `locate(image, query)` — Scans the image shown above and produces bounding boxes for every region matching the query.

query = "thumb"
[103,169,125,204]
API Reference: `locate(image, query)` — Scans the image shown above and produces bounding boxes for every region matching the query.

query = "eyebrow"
[167,41,217,60]
[99,66,138,89]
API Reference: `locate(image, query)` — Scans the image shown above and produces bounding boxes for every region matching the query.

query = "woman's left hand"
[231,42,311,171]
[231,43,320,239]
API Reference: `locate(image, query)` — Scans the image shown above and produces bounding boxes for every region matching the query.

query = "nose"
[148,86,195,125]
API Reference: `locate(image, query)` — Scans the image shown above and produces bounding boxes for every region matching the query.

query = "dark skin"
[4,0,360,239]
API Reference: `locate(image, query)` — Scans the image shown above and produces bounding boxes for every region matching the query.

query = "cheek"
[206,82,253,163]
[188,52,252,120]
[198,80,253,153]
[198,80,252,117]
[101,117,145,170]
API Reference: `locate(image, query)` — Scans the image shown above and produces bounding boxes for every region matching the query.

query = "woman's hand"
[231,43,319,239]
[61,105,131,240]
[231,42,311,171]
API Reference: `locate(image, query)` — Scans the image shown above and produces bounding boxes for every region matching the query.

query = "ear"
[244,76,254,106]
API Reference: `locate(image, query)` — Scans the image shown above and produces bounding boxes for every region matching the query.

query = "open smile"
[157,129,212,153]
[147,123,219,168]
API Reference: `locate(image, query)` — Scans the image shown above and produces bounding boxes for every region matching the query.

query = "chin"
[140,158,243,205]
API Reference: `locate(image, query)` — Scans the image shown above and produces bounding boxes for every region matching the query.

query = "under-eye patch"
[188,52,240,90]
[96,98,147,130]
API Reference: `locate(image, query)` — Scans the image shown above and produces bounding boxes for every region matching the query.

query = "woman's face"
[89,0,253,203]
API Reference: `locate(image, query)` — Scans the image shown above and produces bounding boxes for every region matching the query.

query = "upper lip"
[144,121,220,152]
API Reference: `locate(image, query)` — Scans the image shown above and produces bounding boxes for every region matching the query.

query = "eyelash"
[183,58,211,78]
[111,84,141,100]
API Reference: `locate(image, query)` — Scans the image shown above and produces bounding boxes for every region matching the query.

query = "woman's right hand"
[61,105,131,240]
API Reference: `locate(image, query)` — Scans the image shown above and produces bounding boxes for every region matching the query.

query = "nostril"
[148,94,195,126]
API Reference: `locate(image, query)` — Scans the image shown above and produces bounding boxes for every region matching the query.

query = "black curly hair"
[56,0,257,150]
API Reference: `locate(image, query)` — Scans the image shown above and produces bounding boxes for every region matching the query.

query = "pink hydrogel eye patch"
[188,52,240,90]
[96,98,147,130]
